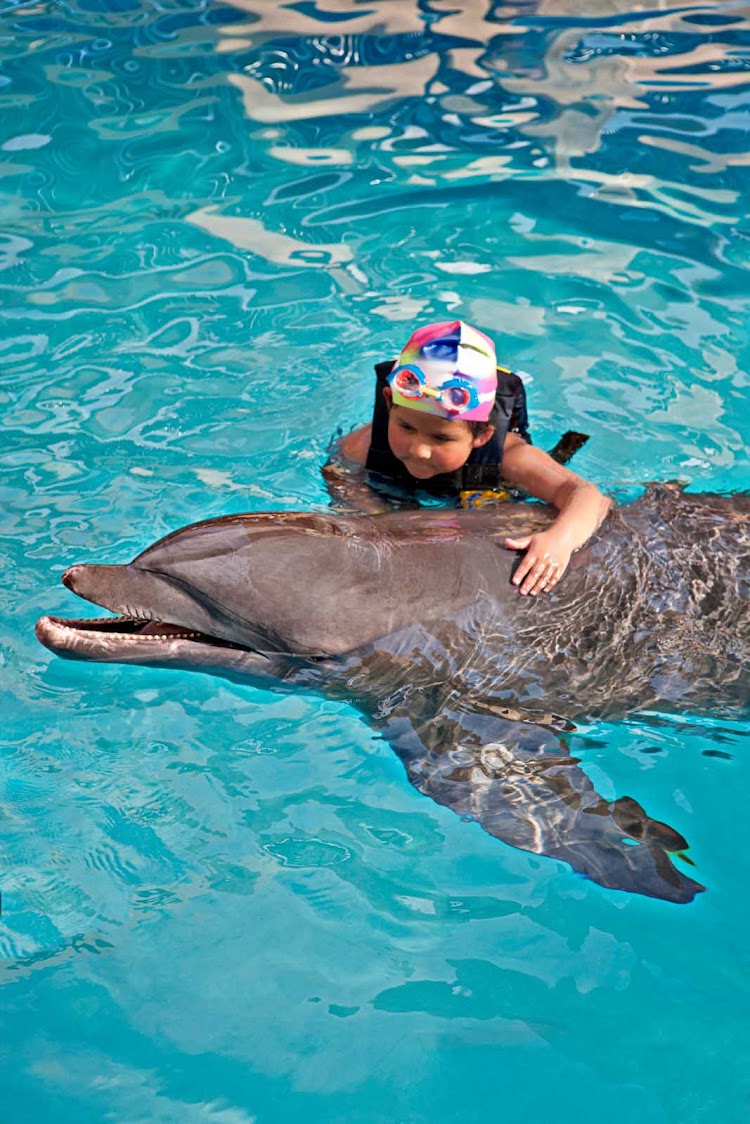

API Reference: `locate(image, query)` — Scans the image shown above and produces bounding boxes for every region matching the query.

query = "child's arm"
[500,433,612,596]
[322,425,394,515]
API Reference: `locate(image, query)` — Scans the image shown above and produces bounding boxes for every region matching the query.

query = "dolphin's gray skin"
[36,486,750,904]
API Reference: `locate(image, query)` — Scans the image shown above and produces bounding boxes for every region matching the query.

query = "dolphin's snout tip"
[59,562,153,618]
[62,565,82,592]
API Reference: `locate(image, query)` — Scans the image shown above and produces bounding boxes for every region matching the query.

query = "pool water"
[2,1,749,1120]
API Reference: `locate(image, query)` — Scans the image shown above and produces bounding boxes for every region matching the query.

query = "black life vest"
[365,359,531,496]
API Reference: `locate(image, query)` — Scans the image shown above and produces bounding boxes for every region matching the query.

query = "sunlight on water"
[1,1,749,1121]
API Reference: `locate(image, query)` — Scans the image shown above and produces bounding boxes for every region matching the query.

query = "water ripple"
[1,2,749,1116]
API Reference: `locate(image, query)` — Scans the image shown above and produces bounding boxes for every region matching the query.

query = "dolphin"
[36,485,750,904]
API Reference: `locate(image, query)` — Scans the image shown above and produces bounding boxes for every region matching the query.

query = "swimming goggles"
[388,363,480,415]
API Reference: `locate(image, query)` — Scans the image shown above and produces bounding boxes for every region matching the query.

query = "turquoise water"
[2,1,749,1120]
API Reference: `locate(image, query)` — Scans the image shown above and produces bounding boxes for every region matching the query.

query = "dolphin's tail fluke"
[383,711,706,904]
[549,834,704,904]
[611,795,689,852]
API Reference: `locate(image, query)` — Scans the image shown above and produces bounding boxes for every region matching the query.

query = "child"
[323,320,611,596]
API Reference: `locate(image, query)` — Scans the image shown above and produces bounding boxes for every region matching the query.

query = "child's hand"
[503,530,572,596]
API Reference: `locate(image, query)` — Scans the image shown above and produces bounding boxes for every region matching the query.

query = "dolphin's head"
[35,511,366,668]
[35,507,521,671]
[35,559,284,675]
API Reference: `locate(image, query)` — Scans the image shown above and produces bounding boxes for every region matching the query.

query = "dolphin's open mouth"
[34,558,268,665]
[35,614,257,662]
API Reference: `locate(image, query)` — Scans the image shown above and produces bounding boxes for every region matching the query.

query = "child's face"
[386,399,493,480]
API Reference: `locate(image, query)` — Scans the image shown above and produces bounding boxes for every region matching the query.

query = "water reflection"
[2,2,750,1116]
[186,204,354,267]
[220,0,749,231]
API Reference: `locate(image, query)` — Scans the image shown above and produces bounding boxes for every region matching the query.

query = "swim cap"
[388,320,498,422]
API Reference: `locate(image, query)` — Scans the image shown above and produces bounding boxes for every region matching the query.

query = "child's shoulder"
[337,424,371,467]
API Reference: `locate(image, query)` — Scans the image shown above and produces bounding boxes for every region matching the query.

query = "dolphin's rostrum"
[36,486,750,904]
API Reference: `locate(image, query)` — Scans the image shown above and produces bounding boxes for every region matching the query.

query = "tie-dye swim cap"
[387,320,498,423]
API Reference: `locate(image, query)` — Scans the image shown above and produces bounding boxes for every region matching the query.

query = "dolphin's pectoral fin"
[377,704,704,904]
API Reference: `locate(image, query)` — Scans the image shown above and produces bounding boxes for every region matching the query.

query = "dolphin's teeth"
[54,621,205,642]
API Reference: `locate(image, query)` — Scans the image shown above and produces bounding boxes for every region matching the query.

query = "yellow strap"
[459,488,512,509]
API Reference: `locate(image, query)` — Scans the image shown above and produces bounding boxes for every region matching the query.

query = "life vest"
[365,358,531,497]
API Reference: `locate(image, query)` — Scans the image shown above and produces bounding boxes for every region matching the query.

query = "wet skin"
[337,393,611,595]
[386,402,492,478]
[36,486,749,904]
